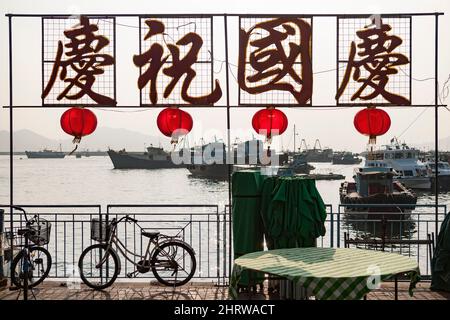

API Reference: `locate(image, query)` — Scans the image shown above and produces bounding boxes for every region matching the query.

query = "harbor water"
[0,155,447,278]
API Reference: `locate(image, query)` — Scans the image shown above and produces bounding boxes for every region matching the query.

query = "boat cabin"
[354,167,395,197]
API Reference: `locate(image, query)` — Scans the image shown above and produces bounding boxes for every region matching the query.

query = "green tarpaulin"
[231,171,327,287]
[431,212,450,292]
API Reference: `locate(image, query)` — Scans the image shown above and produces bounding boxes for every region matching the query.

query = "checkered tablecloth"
[229,247,420,300]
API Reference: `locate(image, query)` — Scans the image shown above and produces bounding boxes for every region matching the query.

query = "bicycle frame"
[96,220,176,271]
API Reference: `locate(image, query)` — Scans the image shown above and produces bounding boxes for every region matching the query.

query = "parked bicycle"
[78,215,196,290]
[9,206,52,290]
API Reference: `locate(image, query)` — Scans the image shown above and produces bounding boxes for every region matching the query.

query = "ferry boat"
[340,166,417,214]
[361,139,432,190]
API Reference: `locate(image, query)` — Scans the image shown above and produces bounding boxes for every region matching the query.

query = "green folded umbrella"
[231,170,266,286]
[431,212,450,292]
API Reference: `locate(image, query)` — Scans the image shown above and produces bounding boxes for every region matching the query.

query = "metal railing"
[1,203,446,285]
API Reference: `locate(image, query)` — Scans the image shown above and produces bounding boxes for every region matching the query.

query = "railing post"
[329,205,334,248]
[337,205,341,248]
[0,209,6,288]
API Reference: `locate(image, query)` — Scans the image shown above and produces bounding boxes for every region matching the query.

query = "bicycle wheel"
[11,246,52,288]
[151,241,196,286]
[78,244,120,290]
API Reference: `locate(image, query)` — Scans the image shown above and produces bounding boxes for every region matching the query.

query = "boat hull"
[339,181,417,215]
[187,164,230,180]
[431,175,450,191]
[25,151,65,159]
[396,177,431,190]
[107,150,185,169]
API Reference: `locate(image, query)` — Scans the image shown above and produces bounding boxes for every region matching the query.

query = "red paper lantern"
[157,107,193,144]
[252,107,288,142]
[354,107,391,144]
[61,107,97,143]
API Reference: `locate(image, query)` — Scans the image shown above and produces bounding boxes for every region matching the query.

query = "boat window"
[395,153,403,159]
[403,170,414,176]
[407,152,412,159]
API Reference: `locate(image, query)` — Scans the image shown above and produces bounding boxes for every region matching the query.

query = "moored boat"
[107,145,186,169]
[25,148,65,159]
[361,138,432,190]
[332,152,362,165]
[340,166,417,216]
[424,160,450,191]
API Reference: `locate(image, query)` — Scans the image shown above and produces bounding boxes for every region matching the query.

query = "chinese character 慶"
[42,16,116,105]
[336,19,410,105]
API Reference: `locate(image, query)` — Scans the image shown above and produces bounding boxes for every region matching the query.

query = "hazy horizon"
[1,0,449,154]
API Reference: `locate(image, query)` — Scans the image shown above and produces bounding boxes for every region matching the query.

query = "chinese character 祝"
[134,19,222,105]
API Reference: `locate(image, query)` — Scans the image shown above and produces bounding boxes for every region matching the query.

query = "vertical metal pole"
[223,14,232,281]
[8,14,15,292]
[0,209,4,286]
[434,13,439,238]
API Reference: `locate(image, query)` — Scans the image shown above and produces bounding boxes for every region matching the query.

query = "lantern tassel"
[68,143,79,156]
[369,135,376,145]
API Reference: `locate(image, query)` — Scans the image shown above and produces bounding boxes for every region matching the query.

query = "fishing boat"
[25,144,65,159]
[361,138,432,190]
[340,166,417,215]
[187,139,284,180]
[424,160,450,191]
[332,152,362,165]
[107,145,186,169]
[296,139,333,163]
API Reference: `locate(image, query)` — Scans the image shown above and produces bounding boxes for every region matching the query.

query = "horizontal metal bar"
[0,204,101,208]
[107,204,219,208]
[5,12,445,18]
[3,104,448,109]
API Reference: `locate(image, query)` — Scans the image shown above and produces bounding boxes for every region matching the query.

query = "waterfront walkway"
[0,281,449,300]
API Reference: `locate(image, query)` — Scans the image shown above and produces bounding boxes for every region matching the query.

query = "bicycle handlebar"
[114,215,138,225]
[11,206,30,223]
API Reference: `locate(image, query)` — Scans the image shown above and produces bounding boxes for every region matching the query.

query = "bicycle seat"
[142,231,160,239]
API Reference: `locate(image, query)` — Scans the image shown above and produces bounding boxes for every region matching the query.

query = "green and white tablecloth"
[229,247,420,300]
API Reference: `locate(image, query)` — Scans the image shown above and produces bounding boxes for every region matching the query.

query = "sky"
[0,0,449,153]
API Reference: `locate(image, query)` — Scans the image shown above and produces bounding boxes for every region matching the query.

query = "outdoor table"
[229,247,420,300]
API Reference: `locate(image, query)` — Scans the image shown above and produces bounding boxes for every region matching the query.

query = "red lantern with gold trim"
[157,107,193,144]
[354,107,391,144]
[252,107,288,143]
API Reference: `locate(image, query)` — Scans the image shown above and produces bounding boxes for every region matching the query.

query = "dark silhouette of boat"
[297,139,333,162]
[187,139,286,180]
[107,145,186,169]
[332,152,362,165]
[25,145,65,159]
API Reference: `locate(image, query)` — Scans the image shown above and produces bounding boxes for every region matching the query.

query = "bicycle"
[78,215,197,290]
[9,206,52,291]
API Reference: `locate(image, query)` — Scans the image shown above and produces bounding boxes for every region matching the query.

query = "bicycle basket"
[91,218,110,242]
[28,218,51,246]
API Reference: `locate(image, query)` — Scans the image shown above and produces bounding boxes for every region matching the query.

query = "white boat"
[361,138,432,190]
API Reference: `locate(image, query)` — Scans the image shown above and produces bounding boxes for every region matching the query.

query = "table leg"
[394,275,398,301]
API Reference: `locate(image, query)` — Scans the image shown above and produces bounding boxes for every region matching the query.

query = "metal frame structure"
[4,12,445,300]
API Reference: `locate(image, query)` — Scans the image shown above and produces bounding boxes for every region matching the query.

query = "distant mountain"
[0,128,170,152]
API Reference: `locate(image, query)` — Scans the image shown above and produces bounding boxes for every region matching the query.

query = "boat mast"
[293,124,296,154]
